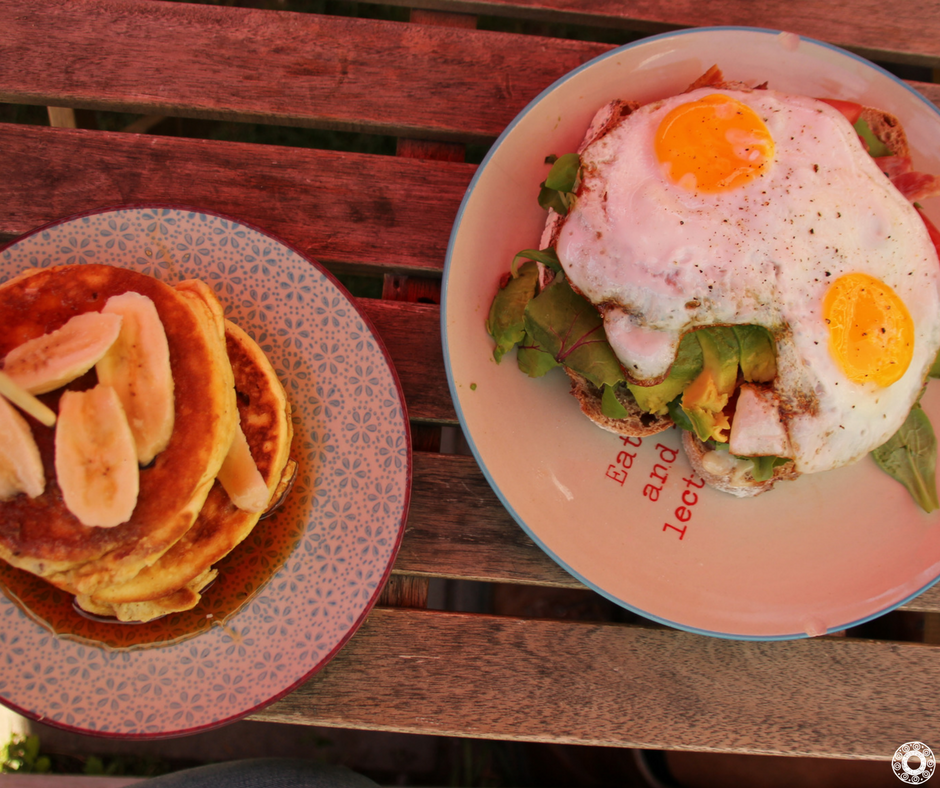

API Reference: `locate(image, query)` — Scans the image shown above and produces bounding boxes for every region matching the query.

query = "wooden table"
[2,0,940,765]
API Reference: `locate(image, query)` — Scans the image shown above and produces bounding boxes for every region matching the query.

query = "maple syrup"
[0,502,304,651]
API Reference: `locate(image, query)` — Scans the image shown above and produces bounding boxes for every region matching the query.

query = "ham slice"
[729,384,792,459]
[891,170,940,202]
[874,155,912,178]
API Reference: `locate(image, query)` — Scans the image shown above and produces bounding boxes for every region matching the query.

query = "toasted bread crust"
[859,106,910,158]
[565,369,672,437]
[681,431,800,498]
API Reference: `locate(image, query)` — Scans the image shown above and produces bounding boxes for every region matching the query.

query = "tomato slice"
[916,206,940,261]
[817,98,863,124]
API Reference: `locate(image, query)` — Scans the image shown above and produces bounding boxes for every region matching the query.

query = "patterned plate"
[0,206,411,736]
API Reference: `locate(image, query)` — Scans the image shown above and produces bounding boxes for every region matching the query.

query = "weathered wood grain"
[0,123,473,275]
[253,606,940,757]
[901,583,940,613]
[396,452,576,586]
[392,452,940,613]
[0,0,609,142]
[355,299,455,424]
[367,0,940,68]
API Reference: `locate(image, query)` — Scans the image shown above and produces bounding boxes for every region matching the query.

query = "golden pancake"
[77,320,295,622]
[0,265,237,597]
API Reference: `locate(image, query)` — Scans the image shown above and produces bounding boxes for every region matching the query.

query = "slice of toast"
[859,106,910,158]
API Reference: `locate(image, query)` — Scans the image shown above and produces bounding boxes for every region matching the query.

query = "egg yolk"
[655,94,774,193]
[823,273,914,387]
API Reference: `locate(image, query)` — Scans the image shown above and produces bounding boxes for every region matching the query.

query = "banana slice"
[55,385,139,528]
[96,292,175,466]
[2,311,123,395]
[0,394,45,500]
[0,370,56,427]
[216,419,270,512]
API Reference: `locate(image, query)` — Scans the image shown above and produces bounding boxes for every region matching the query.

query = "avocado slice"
[627,331,704,416]
[733,325,777,383]
[680,327,740,442]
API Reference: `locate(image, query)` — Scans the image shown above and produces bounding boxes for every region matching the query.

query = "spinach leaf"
[485,260,539,362]
[511,247,562,277]
[538,153,580,217]
[872,404,939,512]
[523,276,624,389]
[517,333,560,377]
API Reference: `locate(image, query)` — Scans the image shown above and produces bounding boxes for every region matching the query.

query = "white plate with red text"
[442,27,940,639]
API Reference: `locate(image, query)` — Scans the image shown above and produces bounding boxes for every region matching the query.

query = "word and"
[605,433,704,540]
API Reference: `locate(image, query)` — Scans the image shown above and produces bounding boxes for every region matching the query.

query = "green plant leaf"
[511,247,561,277]
[523,277,624,389]
[537,185,571,216]
[537,153,580,216]
[485,260,539,363]
[746,455,789,482]
[543,152,580,192]
[517,333,560,377]
[930,346,940,378]
[872,404,939,512]
[667,396,694,432]
[601,384,629,419]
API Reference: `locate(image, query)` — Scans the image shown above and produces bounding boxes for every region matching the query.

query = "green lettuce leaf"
[485,260,539,363]
[523,276,624,389]
[746,455,790,482]
[872,403,939,513]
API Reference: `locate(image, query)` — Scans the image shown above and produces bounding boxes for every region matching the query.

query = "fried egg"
[554,87,940,474]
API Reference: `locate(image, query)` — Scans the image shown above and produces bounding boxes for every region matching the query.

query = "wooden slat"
[396,452,577,587]
[0,123,473,275]
[253,606,940,758]
[365,0,940,68]
[392,453,940,615]
[896,582,940,613]
[0,0,609,143]
[356,299,455,424]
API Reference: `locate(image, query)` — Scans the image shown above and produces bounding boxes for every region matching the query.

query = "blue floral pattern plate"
[0,206,411,736]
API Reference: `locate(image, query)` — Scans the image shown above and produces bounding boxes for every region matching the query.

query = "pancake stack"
[0,264,294,623]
